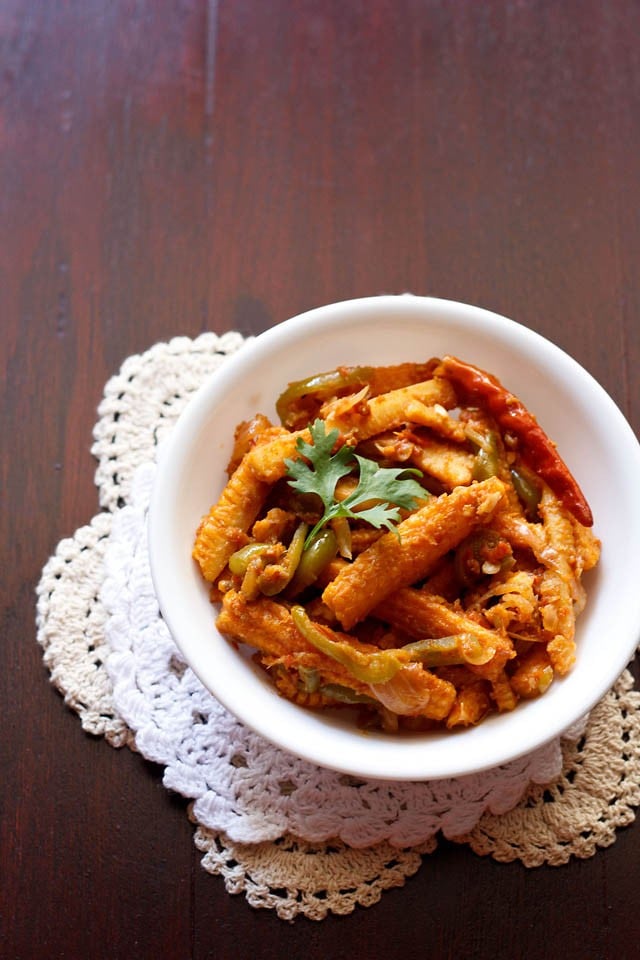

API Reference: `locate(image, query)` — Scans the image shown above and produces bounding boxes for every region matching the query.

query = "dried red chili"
[438,355,594,527]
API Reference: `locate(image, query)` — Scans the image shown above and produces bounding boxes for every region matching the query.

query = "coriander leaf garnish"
[284,419,428,547]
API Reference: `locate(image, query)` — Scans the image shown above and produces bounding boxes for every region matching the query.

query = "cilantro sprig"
[284,419,428,548]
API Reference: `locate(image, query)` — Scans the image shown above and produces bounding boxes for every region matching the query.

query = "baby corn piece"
[446,684,492,728]
[246,427,309,484]
[218,590,429,703]
[246,378,456,484]
[369,663,456,720]
[374,586,514,679]
[538,485,579,570]
[510,646,554,699]
[570,517,601,574]
[324,377,458,443]
[217,588,317,658]
[408,436,475,488]
[538,570,575,644]
[490,672,519,712]
[547,634,577,675]
[193,457,272,582]
[322,477,508,630]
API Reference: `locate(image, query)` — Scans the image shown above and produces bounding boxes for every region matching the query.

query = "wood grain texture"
[2,1,639,956]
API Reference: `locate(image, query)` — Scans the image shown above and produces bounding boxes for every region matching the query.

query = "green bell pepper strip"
[467,426,501,481]
[510,464,542,521]
[228,542,275,575]
[402,633,494,666]
[276,366,375,427]
[291,605,407,683]
[287,528,338,596]
[291,607,494,682]
[319,683,378,705]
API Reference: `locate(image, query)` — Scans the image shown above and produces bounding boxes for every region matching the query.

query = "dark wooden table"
[3,2,640,957]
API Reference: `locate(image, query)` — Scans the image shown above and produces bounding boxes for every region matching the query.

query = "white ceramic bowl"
[148,295,640,781]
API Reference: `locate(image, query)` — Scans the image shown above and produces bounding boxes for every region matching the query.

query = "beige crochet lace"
[35,332,640,921]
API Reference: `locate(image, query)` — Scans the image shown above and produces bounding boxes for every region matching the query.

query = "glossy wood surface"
[3,2,640,957]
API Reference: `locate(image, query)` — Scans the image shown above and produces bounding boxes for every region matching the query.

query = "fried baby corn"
[322,477,507,630]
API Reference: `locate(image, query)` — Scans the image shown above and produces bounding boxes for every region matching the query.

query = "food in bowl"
[193,354,600,734]
[149,296,640,780]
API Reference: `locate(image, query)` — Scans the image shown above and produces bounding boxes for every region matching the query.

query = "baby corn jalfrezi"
[194,358,600,733]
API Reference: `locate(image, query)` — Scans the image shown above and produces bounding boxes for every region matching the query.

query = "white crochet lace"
[35,332,640,921]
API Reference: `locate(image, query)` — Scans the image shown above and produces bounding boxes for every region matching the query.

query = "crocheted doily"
[35,333,640,921]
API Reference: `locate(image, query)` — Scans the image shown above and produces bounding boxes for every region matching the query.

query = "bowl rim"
[148,294,640,780]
